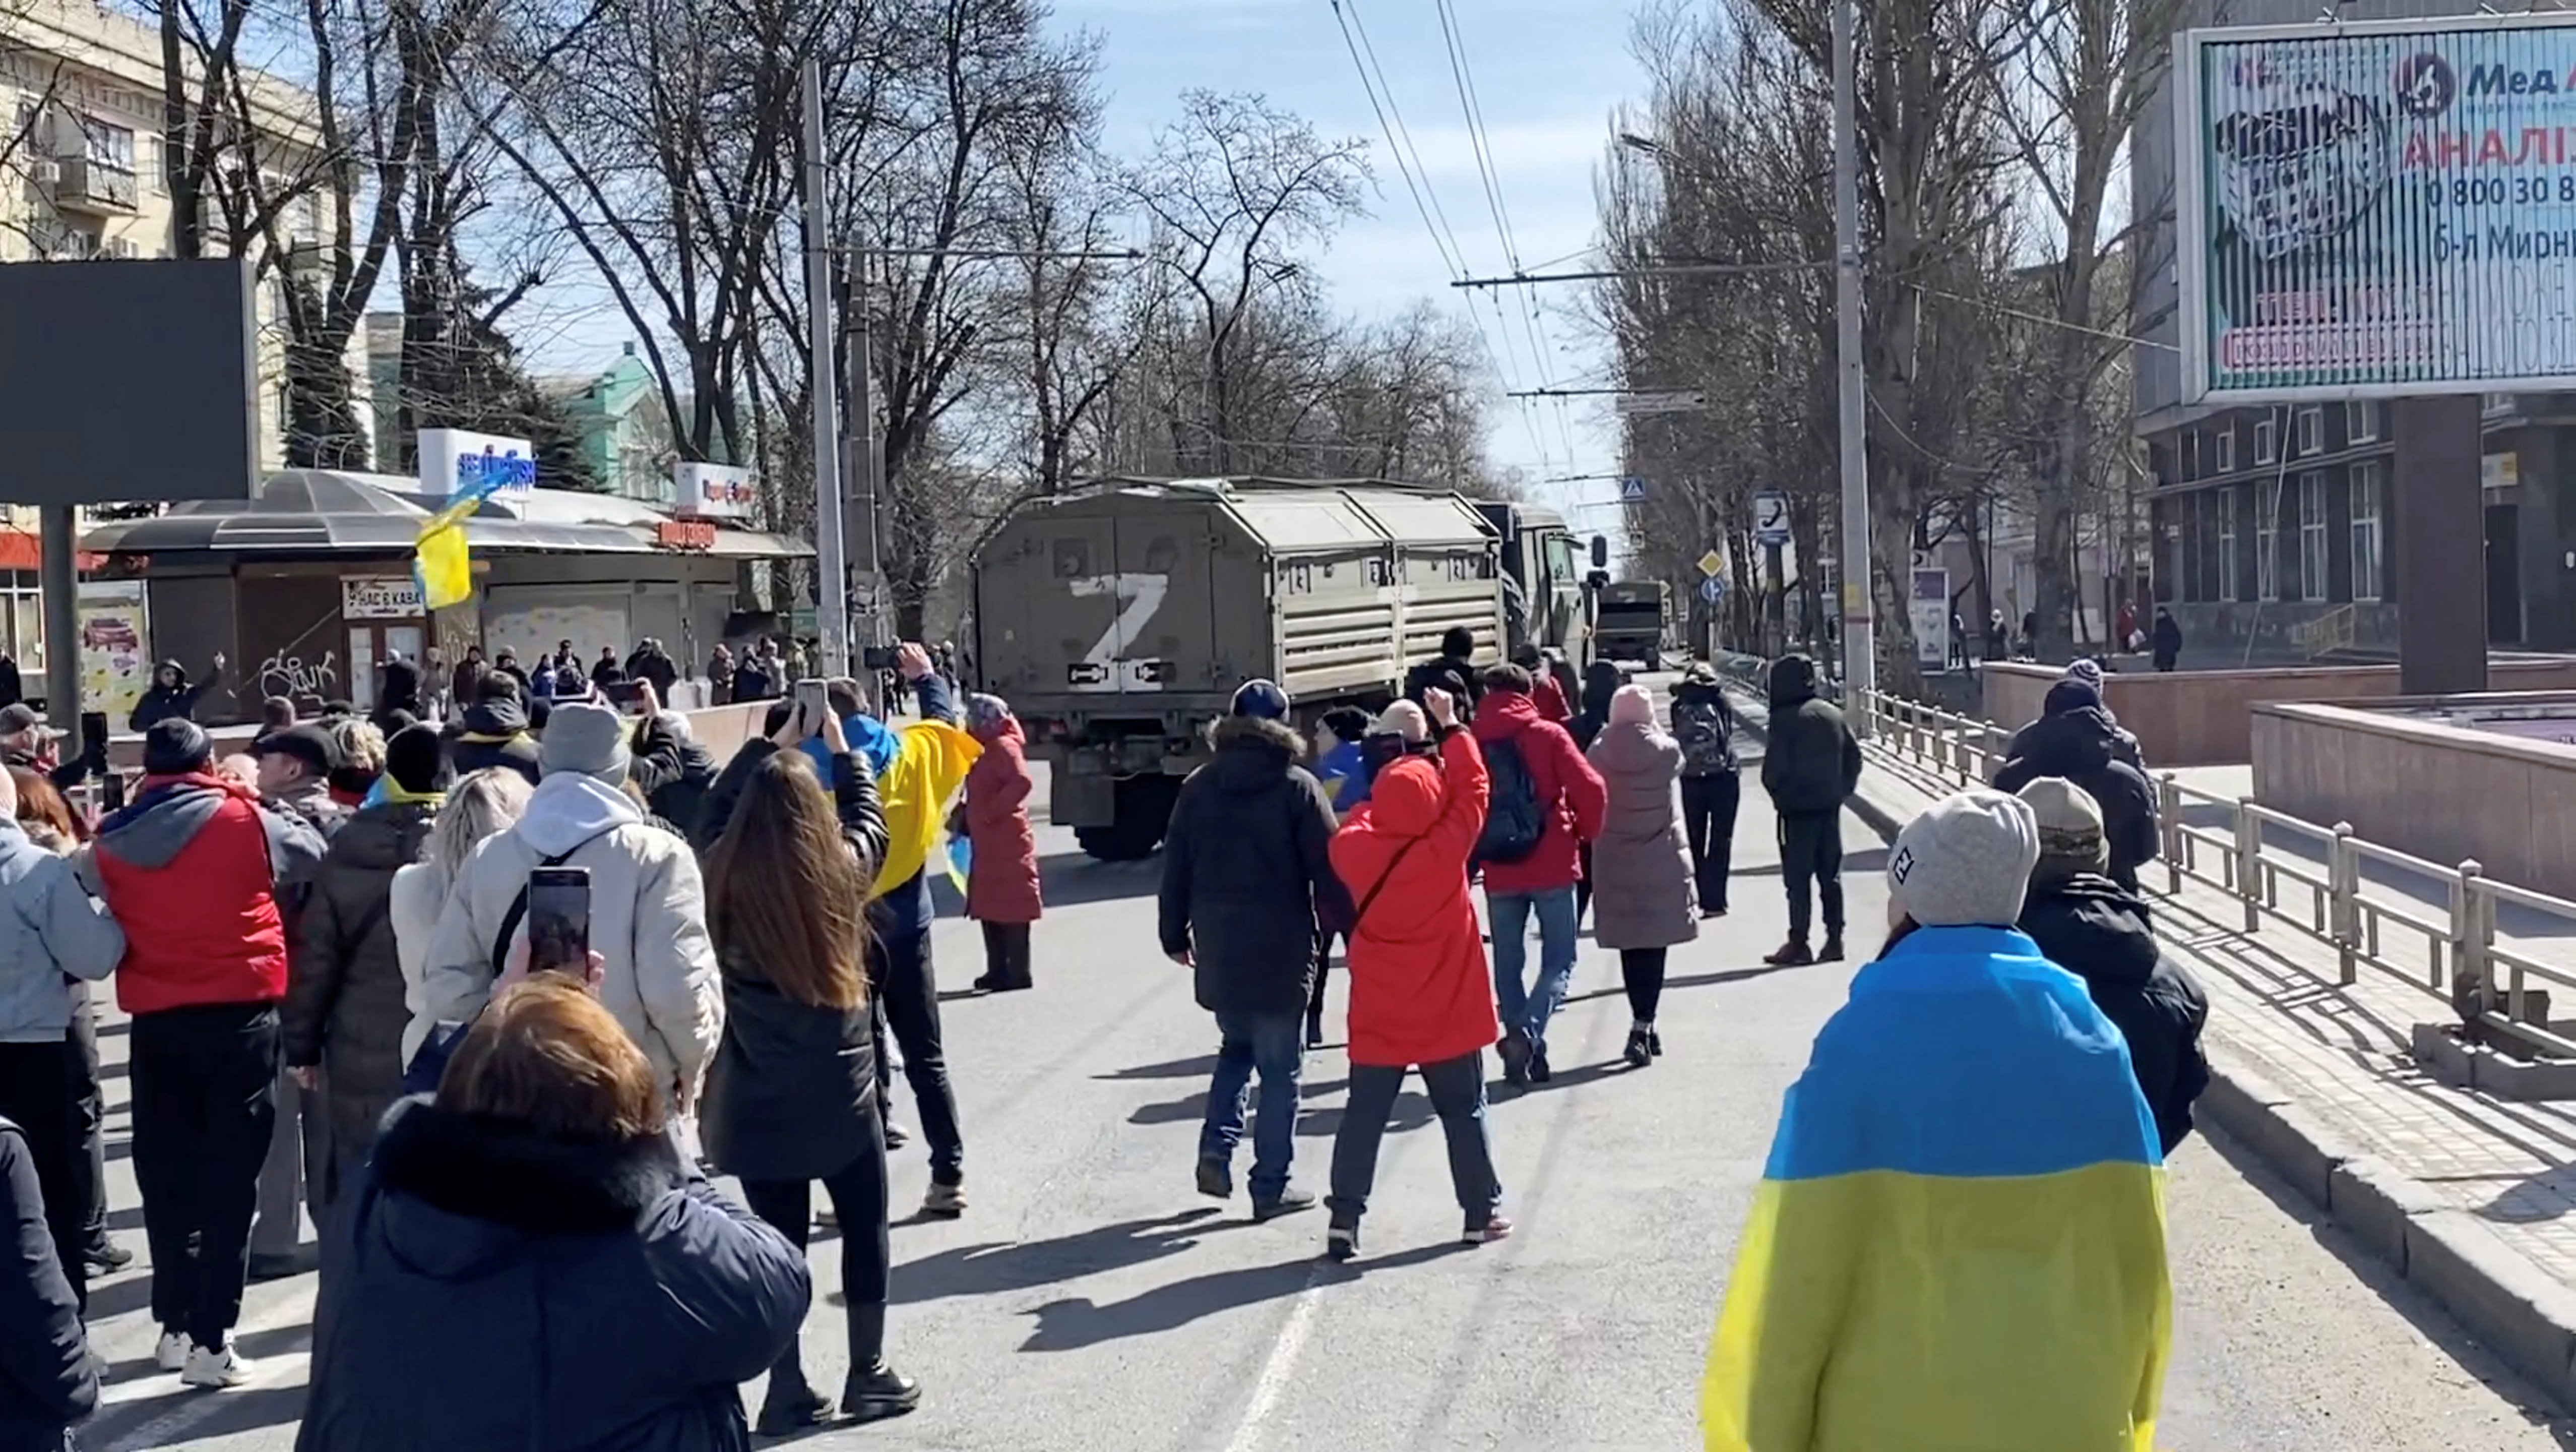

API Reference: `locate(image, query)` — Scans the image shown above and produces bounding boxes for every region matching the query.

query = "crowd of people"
[0,632,1045,1448]
[0,612,2221,1450]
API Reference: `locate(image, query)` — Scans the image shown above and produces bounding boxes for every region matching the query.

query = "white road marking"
[1218,1270,1328,1452]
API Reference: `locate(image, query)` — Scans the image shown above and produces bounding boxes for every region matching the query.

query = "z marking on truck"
[1067,572,1169,692]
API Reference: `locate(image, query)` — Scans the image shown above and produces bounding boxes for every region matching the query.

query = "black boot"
[753,1338,834,1435]
[1622,1027,1653,1068]
[843,1303,922,1422]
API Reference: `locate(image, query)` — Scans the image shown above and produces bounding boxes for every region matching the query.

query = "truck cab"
[1472,501,1598,695]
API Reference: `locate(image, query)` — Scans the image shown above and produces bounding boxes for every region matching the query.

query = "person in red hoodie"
[1324,687,1510,1261]
[1469,663,1607,1087]
[1511,643,1572,725]
[81,718,326,1391]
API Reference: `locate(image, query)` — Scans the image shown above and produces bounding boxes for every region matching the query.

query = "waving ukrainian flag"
[1704,926,2171,1452]
[870,718,979,903]
[413,453,526,610]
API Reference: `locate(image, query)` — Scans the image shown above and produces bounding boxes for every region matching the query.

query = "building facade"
[0,0,364,669]
[2129,0,2576,660]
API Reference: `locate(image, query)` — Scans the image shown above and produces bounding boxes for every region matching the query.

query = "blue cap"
[1230,679,1291,721]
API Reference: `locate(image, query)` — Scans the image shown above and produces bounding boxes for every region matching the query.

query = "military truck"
[971,477,1507,860]
[1594,580,1672,668]
[1471,500,1604,707]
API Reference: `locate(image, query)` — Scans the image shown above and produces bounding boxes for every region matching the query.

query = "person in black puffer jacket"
[1993,678,2159,889]
[1757,654,1862,965]
[297,979,808,1452]
[1403,626,1482,718]
[701,715,918,1434]
[444,675,543,787]
[1159,679,1351,1218]
[631,710,722,841]
[2013,778,2210,1156]
[0,1113,95,1452]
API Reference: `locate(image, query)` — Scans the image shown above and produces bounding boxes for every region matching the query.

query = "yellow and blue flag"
[413,452,531,610]
[1704,926,2171,1452]
[870,719,979,902]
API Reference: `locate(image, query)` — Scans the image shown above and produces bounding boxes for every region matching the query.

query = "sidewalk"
[1848,741,2576,1408]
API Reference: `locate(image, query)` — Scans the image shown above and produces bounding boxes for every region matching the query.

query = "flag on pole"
[413,450,531,610]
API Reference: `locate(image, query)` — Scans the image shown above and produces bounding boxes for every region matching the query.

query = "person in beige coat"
[416,701,723,1112]
[1584,685,1698,1068]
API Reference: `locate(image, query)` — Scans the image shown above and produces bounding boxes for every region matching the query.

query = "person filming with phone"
[417,699,723,1118]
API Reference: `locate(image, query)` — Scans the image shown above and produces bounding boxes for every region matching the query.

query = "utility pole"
[1831,0,1875,727]
[799,59,850,679]
[844,255,886,698]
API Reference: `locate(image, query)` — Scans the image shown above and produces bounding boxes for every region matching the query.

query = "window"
[148,136,169,194]
[1543,534,1575,584]
[2295,406,2323,457]
[81,118,134,173]
[2346,399,2379,444]
[2254,417,2278,465]
[2216,427,2236,474]
[2217,487,2238,601]
[2180,431,2198,482]
[2256,479,2279,600]
[2485,392,2516,417]
[2298,472,2329,601]
[2350,462,2383,601]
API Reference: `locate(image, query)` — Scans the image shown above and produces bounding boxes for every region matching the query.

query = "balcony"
[53,158,138,216]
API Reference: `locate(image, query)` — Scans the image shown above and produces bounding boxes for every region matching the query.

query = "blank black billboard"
[0,258,257,506]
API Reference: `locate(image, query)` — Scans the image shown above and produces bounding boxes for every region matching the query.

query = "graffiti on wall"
[258,649,339,701]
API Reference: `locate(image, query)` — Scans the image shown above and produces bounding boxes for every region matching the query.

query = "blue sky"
[1058,0,1640,521]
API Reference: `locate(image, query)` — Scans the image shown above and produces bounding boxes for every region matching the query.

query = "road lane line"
[1219,1269,1328,1452]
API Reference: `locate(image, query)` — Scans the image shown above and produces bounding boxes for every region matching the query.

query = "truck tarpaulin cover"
[0,258,258,505]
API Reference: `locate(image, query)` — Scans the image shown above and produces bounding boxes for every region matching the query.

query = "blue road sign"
[1618,474,1649,503]
[1700,574,1726,605]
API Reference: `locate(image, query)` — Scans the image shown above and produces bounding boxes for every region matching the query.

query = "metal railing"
[2295,602,2359,658]
[1855,686,2576,1059]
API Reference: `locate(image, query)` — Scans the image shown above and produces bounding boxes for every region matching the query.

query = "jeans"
[131,1002,280,1348]
[1199,1009,1304,1202]
[67,1000,106,1258]
[1679,773,1740,912]
[739,1103,893,1371]
[1778,811,1846,944]
[1308,932,1340,1022]
[1487,885,1579,1050]
[870,927,963,1182]
[1326,1051,1500,1228]
[0,1040,83,1310]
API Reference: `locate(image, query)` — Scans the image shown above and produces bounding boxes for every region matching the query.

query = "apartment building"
[0,0,364,664]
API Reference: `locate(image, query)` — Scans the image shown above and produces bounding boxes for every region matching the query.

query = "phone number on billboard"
[2426,175,2576,205]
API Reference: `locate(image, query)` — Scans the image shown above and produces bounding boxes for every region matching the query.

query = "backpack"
[1472,733,1547,866]
[1672,696,1737,776]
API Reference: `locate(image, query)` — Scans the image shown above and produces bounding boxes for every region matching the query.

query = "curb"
[1845,758,2576,1411]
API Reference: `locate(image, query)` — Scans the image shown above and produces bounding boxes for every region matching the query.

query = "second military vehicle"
[970,477,1510,860]
[1594,580,1671,668]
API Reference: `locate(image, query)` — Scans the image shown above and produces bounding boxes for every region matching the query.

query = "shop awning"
[80,469,812,560]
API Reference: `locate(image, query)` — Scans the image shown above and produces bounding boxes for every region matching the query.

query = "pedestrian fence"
[1856,687,2576,1059]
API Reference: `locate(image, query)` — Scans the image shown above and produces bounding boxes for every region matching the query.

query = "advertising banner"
[417,428,537,504]
[2181,15,2576,400]
[1911,567,1950,670]
[673,462,756,520]
[341,576,423,620]
[76,581,148,723]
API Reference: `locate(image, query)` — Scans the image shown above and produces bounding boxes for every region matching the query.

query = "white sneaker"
[87,1348,109,1380]
[155,1330,188,1373]
[180,1340,258,1389]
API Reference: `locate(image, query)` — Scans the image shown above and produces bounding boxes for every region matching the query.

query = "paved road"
[61,692,2576,1450]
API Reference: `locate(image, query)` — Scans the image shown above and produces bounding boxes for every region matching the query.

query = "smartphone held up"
[524,867,592,978]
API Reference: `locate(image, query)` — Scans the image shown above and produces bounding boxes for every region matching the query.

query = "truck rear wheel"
[1074,774,1181,861]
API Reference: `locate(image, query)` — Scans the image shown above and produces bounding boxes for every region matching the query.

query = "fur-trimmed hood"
[1202,714,1305,796]
[367,1098,685,1277]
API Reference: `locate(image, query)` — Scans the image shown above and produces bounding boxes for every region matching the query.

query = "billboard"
[2180,15,2576,402]
[417,428,536,504]
[673,461,756,520]
[0,259,258,505]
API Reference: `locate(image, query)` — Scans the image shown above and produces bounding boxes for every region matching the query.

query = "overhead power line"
[1455,261,1831,288]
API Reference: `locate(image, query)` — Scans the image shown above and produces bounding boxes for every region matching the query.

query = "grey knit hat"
[1888,789,2041,928]
[538,700,631,786]
[2062,658,2106,690]
[2018,776,2109,883]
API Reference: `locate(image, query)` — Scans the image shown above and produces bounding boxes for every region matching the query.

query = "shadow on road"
[85,1382,310,1445]
[1731,848,1890,879]
[892,1208,1228,1306]
[1018,1255,1315,1351]
[1094,1054,1220,1081]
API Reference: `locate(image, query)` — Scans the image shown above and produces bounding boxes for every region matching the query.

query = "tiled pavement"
[1850,739,2576,1290]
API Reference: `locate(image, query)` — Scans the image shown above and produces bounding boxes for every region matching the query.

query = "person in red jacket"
[1469,663,1607,1087]
[962,693,1041,993]
[1511,643,1572,725]
[82,718,326,1390]
[1324,687,1510,1261]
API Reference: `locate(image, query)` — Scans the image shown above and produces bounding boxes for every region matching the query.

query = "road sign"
[1696,549,1725,578]
[1700,574,1726,606]
[1618,474,1649,503]
[1752,490,1791,547]
[1613,391,1709,415]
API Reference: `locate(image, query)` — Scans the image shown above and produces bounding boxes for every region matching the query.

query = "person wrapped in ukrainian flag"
[1704,788,2171,1452]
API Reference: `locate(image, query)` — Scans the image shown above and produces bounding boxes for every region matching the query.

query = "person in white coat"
[389,768,531,1069]
[416,702,724,1112]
